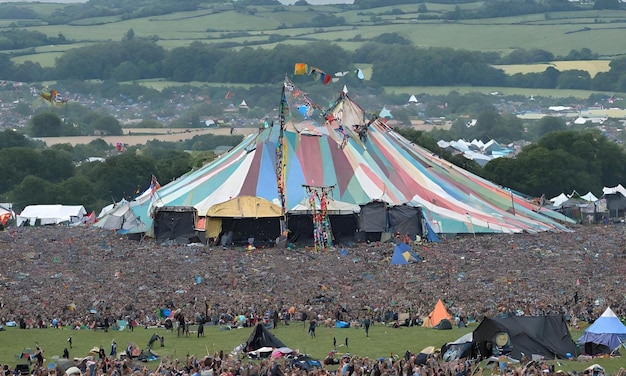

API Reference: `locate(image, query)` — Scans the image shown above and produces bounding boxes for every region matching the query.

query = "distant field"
[384,86,616,99]
[492,60,612,77]
[11,51,63,67]
[3,3,626,95]
[34,127,259,147]
[5,5,626,59]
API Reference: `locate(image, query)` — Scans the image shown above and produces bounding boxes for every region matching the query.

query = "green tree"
[38,149,75,182]
[0,129,40,149]
[536,116,567,137]
[473,109,523,143]
[29,112,63,137]
[92,115,123,135]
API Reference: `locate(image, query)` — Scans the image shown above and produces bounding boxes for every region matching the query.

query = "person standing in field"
[308,319,317,338]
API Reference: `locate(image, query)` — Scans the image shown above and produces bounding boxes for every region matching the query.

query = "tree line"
[1,37,625,92]
[0,129,243,212]
[398,127,626,201]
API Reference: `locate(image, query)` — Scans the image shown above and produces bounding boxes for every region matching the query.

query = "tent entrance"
[218,217,280,247]
[154,206,197,243]
[287,214,358,245]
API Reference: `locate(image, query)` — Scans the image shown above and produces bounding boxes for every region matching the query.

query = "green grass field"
[0,322,624,374]
[6,5,626,58]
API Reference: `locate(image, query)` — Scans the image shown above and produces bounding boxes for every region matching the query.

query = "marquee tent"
[17,205,86,226]
[132,79,570,239]
[578,307,626,355]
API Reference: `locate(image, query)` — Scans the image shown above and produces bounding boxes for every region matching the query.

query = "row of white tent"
[549,184,626,210]
[550,184,626,207]
[549,191,600,208]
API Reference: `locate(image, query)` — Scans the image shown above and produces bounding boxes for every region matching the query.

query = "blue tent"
[579,307,626,355]
[390,243,421,265]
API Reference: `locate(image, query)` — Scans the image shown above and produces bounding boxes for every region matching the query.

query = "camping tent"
[473,314,576,360]
[578,307,626,355]
[17,205,86,226]
[243,323,287,353]
[390,242,421,265]
[94,199,145,232]
[422,299,453,328]
[441,332,475,361]
[135,78,571,240]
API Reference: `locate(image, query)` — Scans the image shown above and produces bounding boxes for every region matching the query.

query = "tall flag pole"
[276,77,289,234]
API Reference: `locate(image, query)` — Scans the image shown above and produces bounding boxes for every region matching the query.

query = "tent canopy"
[578,307,626,354]
[206,196,282,218]
[289,198,360,215]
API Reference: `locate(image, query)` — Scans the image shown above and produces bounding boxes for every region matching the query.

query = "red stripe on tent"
[240,143,263,196]
[298,135,324,187]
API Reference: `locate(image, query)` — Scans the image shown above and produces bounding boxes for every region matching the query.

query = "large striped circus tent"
[130,79,572,244]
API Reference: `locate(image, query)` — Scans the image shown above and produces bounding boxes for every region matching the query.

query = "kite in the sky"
[40,88,68,105]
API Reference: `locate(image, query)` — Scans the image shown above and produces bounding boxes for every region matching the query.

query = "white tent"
[550,193,569,207]
[603,184,626,197]
[94,199,143,231]
[578,307,626,355]
[581,192,599,202]
[17,205,87,226]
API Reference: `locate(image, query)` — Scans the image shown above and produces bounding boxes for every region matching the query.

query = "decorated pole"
[276,79,289,236]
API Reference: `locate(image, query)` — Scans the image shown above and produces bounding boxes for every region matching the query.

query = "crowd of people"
[1,223,626,376]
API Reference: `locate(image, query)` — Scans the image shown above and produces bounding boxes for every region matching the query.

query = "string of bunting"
[294,63,364,85]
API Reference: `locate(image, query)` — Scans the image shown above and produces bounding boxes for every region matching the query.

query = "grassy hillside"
[5,4,626,59]
[3,1,626,98]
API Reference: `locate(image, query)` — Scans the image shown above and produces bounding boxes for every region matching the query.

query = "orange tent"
[422,299,453,328]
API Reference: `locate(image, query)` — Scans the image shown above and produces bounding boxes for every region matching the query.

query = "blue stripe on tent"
[255,142,281,202]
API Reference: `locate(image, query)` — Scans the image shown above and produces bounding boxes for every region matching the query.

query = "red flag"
[84,211,96,225]
[0,212,10,226]
[225,91,232,99]
[150,175,161,198]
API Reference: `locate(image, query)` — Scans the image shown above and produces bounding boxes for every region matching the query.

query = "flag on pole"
[150,175,161,198]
